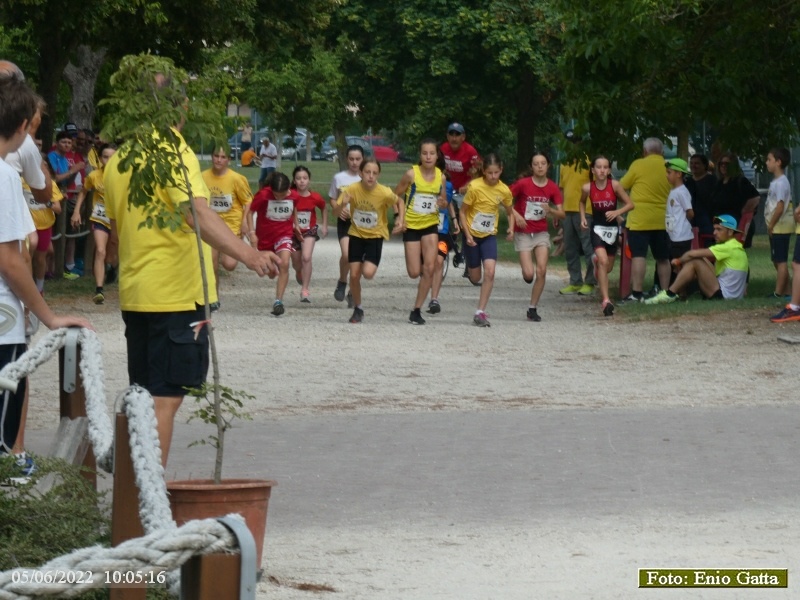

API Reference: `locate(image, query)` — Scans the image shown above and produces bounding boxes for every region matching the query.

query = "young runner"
[459,154,516,327]
[201,145,253,310]
[290,165,328,303]
[245,172,300,316]
[579,155,634,316]
[329,145,364,307]
[71,144,117,304]
[509,151,565,322]
[395,139,446,324]
[429,153,460,314]
[336,158,405,323]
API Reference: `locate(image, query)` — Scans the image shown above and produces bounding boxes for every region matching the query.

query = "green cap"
[665,158,690,174]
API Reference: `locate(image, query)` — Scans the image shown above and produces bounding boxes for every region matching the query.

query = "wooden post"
[618,229,631,299]
[110,412,146,600]
[181,554,242,599]
[58,344,96,488]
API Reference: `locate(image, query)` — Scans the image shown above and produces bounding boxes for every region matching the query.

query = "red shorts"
[259,234,295,254]
[35,227,52,252]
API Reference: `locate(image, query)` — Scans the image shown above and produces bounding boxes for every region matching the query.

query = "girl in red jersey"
[509,151,565,322]
[290,165,328,303]
[579,155,634,317]
[245,172,300,316]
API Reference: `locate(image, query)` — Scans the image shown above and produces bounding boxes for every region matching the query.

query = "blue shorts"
[771,234,791,263]
[627,229,669,260]
[464,235,498,268]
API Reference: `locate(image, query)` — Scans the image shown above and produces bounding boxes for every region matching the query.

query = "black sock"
[666,290,677,298]
[96,287,103,293]
[633,291,644,299]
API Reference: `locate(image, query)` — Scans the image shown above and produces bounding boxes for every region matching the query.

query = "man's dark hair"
[690,154,709,169]
[0,77,36,140]
[56,130,72,142]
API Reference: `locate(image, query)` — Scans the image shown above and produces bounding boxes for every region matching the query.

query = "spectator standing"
[685,154,716,248]
[763,148,794,298]
[439,122,480,196]
[558,151,594,295]
[258,136,278,185]
[709,152,760,243]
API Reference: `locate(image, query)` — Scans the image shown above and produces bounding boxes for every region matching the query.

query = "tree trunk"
[37,48,71,150]
[677,128,690,160]
[64,45,107,130]
[514,73,543,177]
[334,123,348,171]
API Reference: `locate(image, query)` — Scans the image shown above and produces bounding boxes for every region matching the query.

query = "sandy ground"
[25,237,800,599]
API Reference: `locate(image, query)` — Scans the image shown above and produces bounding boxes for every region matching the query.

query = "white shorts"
[514,231,550,252]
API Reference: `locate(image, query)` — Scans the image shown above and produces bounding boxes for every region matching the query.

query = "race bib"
[210,194,233,213]
[24,190,45,210]
[524,201,547,221]
[593,224,618,245]
[297,210,312,229]
[267,199,293,221]
[413,193,438,214]
[353,209,378,229]
[92,202,110,223]
[472,212,496,234]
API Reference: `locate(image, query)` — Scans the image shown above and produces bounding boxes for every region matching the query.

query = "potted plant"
[100,53,275,570]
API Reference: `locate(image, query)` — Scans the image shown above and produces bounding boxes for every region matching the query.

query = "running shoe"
[409,308,426,325]
[349,307,364,323]
[209,301,220,312]
[93,291,105,305]
[334,280,347,302]
[645,285,662,299]
[272,300,285,316]
[63,270,80,281]
[301,290,311,303]
[15,452,36,476]
[577,284,595,296]
[619,293,643,304]
[559,284,582,295]
[643,290,677,305]
[473,311,491,327]
[602,300,615,317]
[770,305,800,323]
[526,307,541,322]
[427,299,441,314]
[346,291,354,308]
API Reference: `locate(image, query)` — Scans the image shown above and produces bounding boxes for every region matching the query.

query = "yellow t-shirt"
[83,169,111,226]
[461,177,513,238]
[404,165,443,230]
[24,180,61,230]
[104,129,216,312]
[338,182,397,240]
[559,160,590,213]
[619,154,671,231]
[201,168,253,236]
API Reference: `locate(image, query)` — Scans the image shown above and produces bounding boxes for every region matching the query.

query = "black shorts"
[438,233,453,257]
[123,306,209,397]
[348,236,383,266]
[627,229,669,260]
[590,232,618,255]
[771,234,791,263]
[668,239,692,260]
[402,224,438,242]
[337,218,352,240]
[0,343,27,450]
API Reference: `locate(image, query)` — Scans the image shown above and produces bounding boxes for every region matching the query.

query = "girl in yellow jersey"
[459,154,516,327]
[25,173,62,294]
[395,139,446,325]
[337,158,405,323]
[71,144,116,304]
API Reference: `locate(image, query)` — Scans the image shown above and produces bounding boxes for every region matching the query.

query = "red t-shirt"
[509,177,563,234]
[294,191,326,232]
[440,141,480,191]
[250,187,298,249]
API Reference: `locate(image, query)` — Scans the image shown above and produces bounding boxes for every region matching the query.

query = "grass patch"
[42,272,106,301]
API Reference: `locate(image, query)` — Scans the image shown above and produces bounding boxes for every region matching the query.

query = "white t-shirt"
[665,184,693,242]
[259,143,277,169]
[764,174,794,234]
[328,171,361,201]
[0,158,36,345]
[5,134,46,191]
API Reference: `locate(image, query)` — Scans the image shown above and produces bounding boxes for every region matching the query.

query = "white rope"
[0,516,241,599]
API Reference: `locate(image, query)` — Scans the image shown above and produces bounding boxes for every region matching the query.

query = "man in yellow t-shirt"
[105,125,278,468]
[558,157,594,295]
[619,137,672,302]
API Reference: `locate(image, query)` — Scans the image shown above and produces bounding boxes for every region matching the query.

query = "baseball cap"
[447,122,465,134]
[713,214,741,233]
[63,122,79,137]
[665,158,689,174]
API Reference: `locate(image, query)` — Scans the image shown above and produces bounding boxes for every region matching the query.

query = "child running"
[395,139,446,324]
[201,144,253,310]
[429,153,460,314]
[329,145,365,307]
[290,165,328,303]
[245,172,300,316]
[509,151,565,322]
[579,155,634,316]
[336,158,405,323]
[71,144,117,304]
[459,153,515,327]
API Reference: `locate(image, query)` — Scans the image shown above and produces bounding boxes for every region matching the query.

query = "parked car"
[281,129,315,160]
[344,136,400,163]
[313,135,338,161]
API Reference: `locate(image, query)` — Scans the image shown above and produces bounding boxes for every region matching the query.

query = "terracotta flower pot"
[166,479,276,570]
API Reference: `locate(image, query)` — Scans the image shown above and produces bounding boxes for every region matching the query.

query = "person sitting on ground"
[645,214,748,304]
